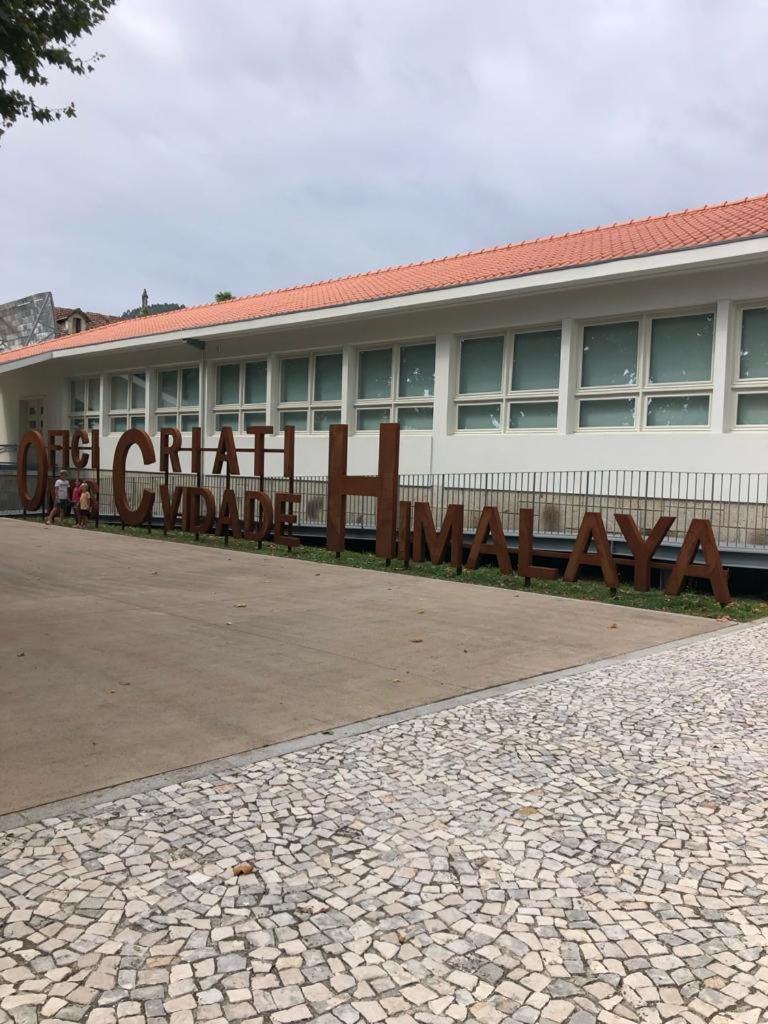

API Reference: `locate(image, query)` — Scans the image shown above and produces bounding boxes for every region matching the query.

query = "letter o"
[17,430,48,511]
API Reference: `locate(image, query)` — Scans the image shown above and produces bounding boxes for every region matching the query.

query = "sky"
[3,0,768,316]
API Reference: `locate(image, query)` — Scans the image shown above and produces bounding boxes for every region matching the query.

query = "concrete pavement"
[0,518,721,815]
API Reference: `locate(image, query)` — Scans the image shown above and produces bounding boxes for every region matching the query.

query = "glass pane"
[737,392,768,425]
[509,401,558,429]
[131,373,146,410]
[457,404,501,430]
[180,413,199,431]
[357,407,391,430]
[157,414,177,429]
[130,416,145,430]
[215,412,240,430]
[86,417,100,431]
[739,308,768,380]
[217,363,240,405]
[244,361,267,404]
[358,349,392,399]
[280,409,308,431]
[512,331,561,391]
[70,380,85,412]
[243,410,267,428]
[581,322,638,387]
[111,416,128,433]
[88,379,101,411]
[281,358,309,402]
[399,343,435,398]
[158,371,177,408]
[71,417,85,430]
[181,367,199,406]
[646,395,709,427]
[397,406,433,430]
[459,337,503,394]
[313,408,342,431]
[649,314,713,384]
[314,353,343,401]
[579,398,636,427]
[110,375,129,411]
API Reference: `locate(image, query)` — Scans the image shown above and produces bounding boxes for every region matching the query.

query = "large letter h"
[327,423,400,559]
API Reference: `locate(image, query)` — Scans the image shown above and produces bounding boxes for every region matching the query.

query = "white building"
[3,193,768,479]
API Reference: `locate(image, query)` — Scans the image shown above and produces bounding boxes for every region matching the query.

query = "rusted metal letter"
[215,488,242,538]
[247,427,274,476]
[16,430,48,511]
[615,513,675,592]
[563,511,619,590]
[159,484,184,530]
[212,427,241,476]
[159,428,183,473]
[398,500,411,564]
[70,429,90,470]
[518,508,558,581]
[664,519,731,605]
[183,486,215,536]
[466,506,512,573]
[47,429,70,471]
[274,492,301,548]
[243,490,274,541]
[191,427,203,476]
[113,429,156,526]
[412,502,464,570]
[327,423,399,559]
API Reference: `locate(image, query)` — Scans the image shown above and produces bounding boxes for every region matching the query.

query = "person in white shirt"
[46,470,70,526]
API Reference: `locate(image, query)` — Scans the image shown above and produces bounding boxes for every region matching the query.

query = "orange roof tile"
[4,192,768,367]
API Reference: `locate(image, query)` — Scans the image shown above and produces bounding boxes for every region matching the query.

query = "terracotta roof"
[54,307,121,336]
[4,192,768,367]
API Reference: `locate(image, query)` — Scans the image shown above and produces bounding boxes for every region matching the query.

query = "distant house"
[0,291,118,352]
[54,306,120,337]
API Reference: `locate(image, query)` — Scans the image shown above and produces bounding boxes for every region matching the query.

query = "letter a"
[465,506,512,573]
[665,519,730,605]
[564,512,619,590]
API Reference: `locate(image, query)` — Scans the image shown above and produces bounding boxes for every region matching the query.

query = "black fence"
[7,467,767,554]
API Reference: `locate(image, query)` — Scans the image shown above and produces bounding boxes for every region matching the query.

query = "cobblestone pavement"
[2,624,768,1024]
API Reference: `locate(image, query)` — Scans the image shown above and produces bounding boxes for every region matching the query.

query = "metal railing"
[8,467,765,552]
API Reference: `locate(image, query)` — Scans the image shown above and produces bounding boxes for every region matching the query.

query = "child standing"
[78,482,93,528]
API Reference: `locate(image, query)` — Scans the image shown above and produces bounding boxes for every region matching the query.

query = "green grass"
[34,517,768,623]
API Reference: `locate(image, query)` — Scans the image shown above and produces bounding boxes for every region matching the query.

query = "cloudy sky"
[3,0,768,315]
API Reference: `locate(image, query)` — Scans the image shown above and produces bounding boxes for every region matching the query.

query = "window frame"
[211,358,269,433]
[454,326,561,434]
[354,340,437,433]
[154,364,201,433]
[108,370,147,434]
[731,302,768,431]
[68,376,101,432]
[277,351,343,434]
[575,308,715,433]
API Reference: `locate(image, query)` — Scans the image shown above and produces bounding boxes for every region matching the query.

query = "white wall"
[4,257,768,478]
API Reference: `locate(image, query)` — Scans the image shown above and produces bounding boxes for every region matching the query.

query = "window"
[69,377,100,431]
[577,312,713,430]
[456,329,560,431]
[278,352,342,432]
[155,367,200,431]
[109,372,146,432]
[734,307,768,427]
[213,360,267,432]
[356,342,435,431]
